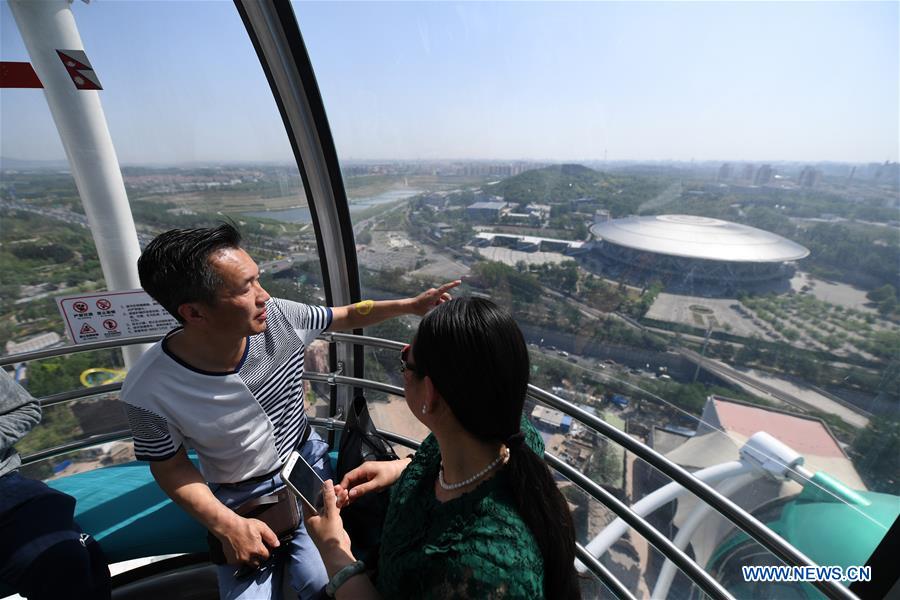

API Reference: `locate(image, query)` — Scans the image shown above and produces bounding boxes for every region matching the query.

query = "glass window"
[295,1,899,595]
[1,0,326,475]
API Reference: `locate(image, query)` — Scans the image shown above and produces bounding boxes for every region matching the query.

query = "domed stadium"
[590,215,810,288]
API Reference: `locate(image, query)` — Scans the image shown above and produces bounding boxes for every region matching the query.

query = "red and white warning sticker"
[57,290,178,344]
[56,49,102,90]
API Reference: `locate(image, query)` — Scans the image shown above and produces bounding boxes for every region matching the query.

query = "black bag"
[335,394,398,569]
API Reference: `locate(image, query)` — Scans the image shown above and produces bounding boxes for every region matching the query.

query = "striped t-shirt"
[121,298,332,483]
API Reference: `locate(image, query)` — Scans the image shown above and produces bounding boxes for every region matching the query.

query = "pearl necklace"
[439,448,509,491]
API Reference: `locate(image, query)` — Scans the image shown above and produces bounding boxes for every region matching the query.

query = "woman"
[305,297,580,599]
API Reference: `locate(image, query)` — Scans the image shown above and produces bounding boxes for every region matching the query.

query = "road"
[524,288,872,429]
[678,347,869,428]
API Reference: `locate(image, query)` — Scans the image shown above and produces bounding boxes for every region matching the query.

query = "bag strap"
[236,491,282,517]
[294,419,313,451]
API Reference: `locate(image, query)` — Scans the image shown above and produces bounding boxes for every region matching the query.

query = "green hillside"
[487,164,666,216]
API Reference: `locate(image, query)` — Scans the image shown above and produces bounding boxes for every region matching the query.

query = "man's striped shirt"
[121,298,332,483]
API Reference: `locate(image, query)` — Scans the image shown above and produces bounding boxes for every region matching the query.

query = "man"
[120,223,458,599]
[0,368,111,599]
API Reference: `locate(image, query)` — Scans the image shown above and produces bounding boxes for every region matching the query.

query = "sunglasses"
[399,344,423,376]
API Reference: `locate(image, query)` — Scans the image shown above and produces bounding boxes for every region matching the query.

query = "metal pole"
[9,0,146,367]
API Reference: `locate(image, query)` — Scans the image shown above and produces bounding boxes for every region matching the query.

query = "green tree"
[867,284,896,304]
[877,296,897,316]
[852,417,900,494]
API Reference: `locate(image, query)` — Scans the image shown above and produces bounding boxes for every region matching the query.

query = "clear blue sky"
[2,1,897,164]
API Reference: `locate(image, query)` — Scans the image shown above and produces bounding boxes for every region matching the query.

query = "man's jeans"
[211,431,331,600]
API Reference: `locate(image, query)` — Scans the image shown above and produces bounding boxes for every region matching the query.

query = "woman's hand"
[305,482,382,599]
[334,458,411,508]
[304,480,352,560]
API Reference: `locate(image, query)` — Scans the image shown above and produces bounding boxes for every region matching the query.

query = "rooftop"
[713,397,845,458]
[467,201,508,210]
[591,214,809,263]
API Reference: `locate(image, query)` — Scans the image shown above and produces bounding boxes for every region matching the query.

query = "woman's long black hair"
[414,297,580,599]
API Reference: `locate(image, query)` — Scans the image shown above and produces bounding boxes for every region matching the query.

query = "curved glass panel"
[296,1,899,596]
[1,0,325,475]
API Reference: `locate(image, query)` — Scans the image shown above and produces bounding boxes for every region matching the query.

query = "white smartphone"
[281,451,325,515]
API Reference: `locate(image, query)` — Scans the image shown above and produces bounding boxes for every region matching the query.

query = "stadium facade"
[590,215,809,289]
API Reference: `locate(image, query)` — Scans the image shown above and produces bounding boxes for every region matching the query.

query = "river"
[243,188,423,223]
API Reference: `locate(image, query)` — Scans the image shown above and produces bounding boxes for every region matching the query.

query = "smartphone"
[281,451,325,514]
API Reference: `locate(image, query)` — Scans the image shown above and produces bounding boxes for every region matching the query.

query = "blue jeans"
[211,432,331,600]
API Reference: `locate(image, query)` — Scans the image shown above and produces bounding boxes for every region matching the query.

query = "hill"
[486,164,668,217]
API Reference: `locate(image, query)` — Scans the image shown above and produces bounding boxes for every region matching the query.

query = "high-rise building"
[717,163,732,181]
[753,164,773,185]
[798,166,822,188]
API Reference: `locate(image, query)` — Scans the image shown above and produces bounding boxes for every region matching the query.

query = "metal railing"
[529,386,856,600]
[6,332,857,600]
[0,334,161,367]
[19,397,635,599]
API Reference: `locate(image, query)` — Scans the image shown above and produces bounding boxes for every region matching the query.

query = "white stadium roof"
[591,215,809,263]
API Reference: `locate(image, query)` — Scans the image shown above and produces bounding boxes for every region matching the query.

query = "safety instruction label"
[57,289,178,344]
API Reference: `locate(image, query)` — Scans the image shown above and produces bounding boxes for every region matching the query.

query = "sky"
[1,1,897,165]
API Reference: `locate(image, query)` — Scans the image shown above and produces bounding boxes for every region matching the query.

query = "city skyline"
[1,1,897,165]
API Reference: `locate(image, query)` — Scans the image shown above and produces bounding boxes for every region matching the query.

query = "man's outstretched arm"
[149,447,279,566]
[328,280,461,332]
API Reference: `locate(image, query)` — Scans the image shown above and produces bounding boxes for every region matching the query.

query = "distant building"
[502,211,542,227]
[465,201,508,222]
[497,203,551,227]
[165,207,196,216]
[741,164,755,181]
[590,214,808,289]
[5,332,62,355]
[753,164,774,185]
[549,436,593,467]
[798,166,822,188]
[429,222,455,239]
[593,209,611,225]
[717,163,732,181]
[420,192,449,210]
[462,162,534,177]
[526,204,551,221]
[531,405,573,433]
[472,191,504,204]
[471,232,589,255]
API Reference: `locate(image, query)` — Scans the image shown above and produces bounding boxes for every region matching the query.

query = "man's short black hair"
[137,223,242,323]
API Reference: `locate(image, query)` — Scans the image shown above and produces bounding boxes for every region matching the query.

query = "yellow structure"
[80,367,127,388]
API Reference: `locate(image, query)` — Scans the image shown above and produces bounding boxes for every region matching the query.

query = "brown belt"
[217,466,282,489]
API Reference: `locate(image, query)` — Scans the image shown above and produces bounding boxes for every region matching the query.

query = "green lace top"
[376,420,545,599]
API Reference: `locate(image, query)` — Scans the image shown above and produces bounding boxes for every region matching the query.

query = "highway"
[530,286,871,429]
[677,347,870,428]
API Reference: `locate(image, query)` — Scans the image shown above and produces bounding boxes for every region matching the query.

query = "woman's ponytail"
[506,444,581,599]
